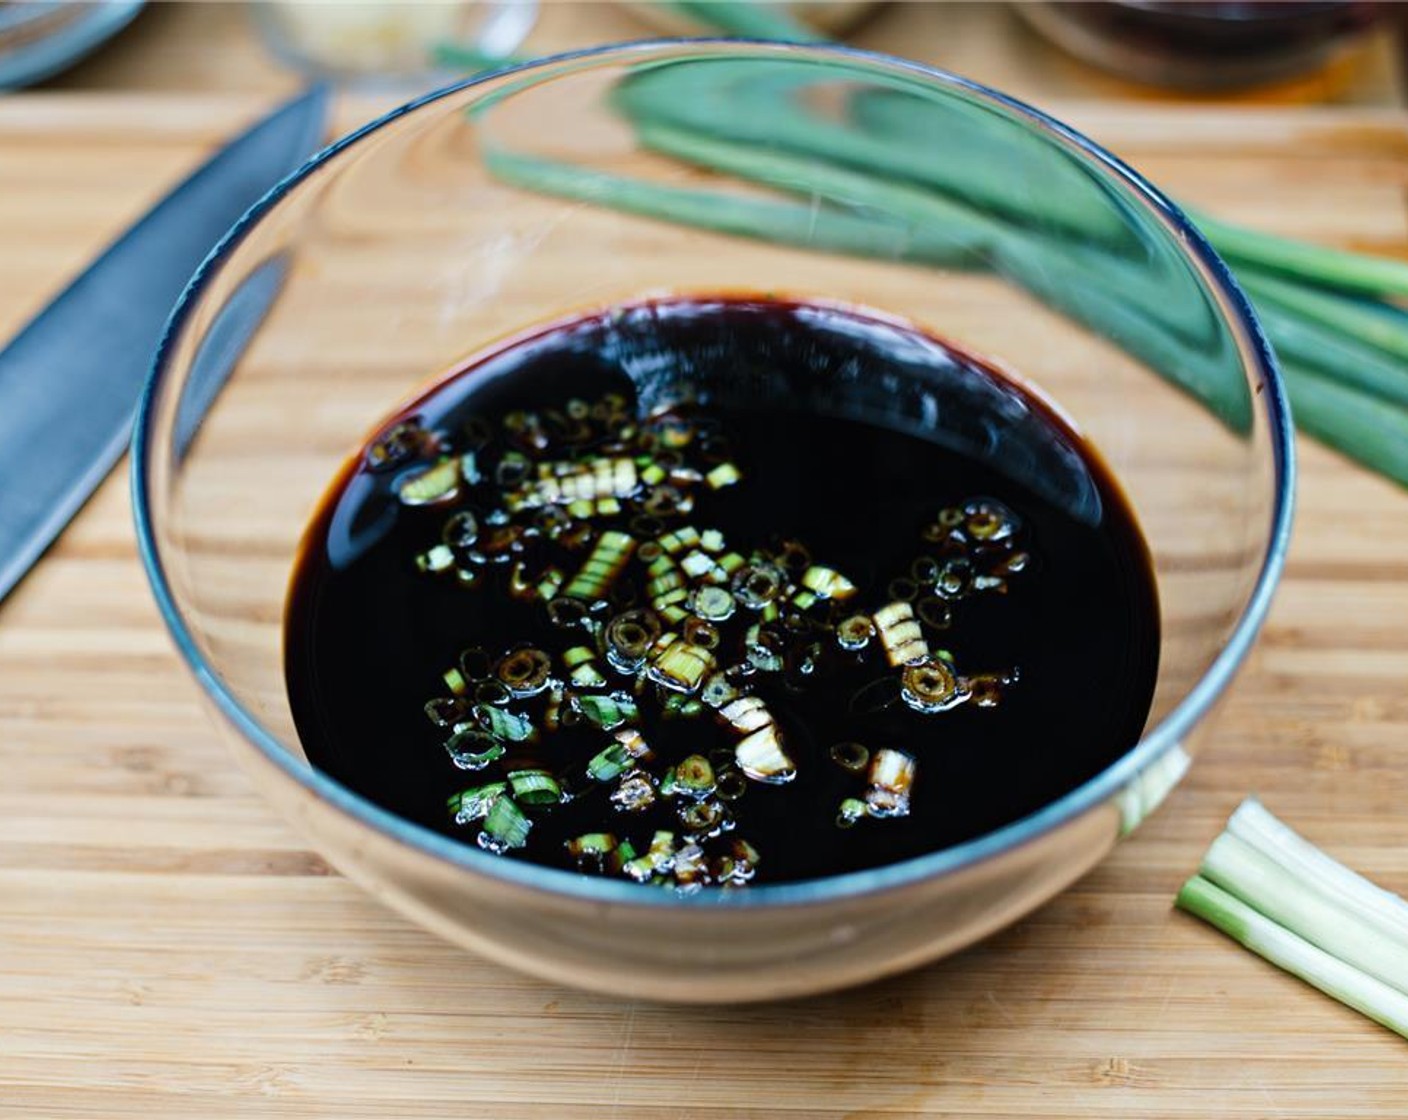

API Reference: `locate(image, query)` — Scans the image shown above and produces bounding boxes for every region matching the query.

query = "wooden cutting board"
[2,94,1406,1119]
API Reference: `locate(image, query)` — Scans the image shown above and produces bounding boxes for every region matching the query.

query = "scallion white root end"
[1177,798,1408,1041]
[1177,874,1408,1041]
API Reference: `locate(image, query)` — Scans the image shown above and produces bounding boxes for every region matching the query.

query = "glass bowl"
[133,40,1293,1003]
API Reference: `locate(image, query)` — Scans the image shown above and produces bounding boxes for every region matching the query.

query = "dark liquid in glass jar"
[1038,1,1382,89]
[284,297,1160,889]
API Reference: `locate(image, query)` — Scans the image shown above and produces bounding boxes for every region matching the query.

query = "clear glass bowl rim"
[131,38,1296,910]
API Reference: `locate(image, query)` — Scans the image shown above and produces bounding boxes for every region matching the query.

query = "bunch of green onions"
[438,4,1408,488]
[1178,799,1408,1040]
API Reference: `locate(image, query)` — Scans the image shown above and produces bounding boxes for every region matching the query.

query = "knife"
[0,85,329,604]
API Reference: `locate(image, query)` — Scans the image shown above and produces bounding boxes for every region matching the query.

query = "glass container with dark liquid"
[284,297,1159,889]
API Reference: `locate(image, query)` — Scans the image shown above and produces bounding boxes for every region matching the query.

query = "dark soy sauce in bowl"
[285,296,1159,889]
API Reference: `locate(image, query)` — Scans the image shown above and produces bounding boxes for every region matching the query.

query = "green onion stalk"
[649,0,826,41]
[437,27,1408,489]
[1178,799,1408,1040]
[1177,877,1408,1040]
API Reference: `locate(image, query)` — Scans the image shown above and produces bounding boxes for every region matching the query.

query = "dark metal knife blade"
[0,85,329,604]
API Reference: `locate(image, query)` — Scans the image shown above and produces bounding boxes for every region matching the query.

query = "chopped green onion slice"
[801,564,857,600]
[447,781,508,824]
[459,450,482,485]
[563,530,636,600]
[900,656,965,714]
[535,568,565,601]
[700,672,740,709]
[866,749,915,818]
[623,830,677,882]
[613,727,652,759]
[587,744,631,782]
[566,832,618,858]
[424,697,468,727]
[829,741,870,772]
[1177,875,1408,1042]
[674,754,716,797]
[679,797,727,836]
[459,647,493,681]
[508,768,563,806]
[647,635,715,693]
[445,727,505,771]
[718,695,772,733]
[679,549,714,578]
[732,561,785,609]
[475,705,537,742]
[398,456,461,506]
[673,842,709,888]
[565,644,608,688]
[735,725,796,784]
[578,692,639,730]
[692,585,736,621]
[496,648,552,697]
[706,462,742,489]
[658,525,701,554]
[416,543,456,573]
[874,600,928,666]
[715,769,747,802]
[480,796,531,851]
[605,609,660,673]
[837,797,868,828]
[611,770,658,812]
[610,839,639,872]
[836,614,874,651]
[543,685,566,732]
[562,646,597,670]
[676,698,706,719]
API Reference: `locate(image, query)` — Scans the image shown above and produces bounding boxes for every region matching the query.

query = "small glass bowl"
[134,40,1293,1002]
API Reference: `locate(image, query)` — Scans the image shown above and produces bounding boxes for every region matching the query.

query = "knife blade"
[0,85,329,604]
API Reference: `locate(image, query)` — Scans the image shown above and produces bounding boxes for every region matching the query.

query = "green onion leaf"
[1240,267,1408,366]
[1281,362,1408,489]
[1254,297,1408,411]
[1188,208,1408,299]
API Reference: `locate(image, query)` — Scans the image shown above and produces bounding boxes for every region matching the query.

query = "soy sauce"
[284,297,1159,887]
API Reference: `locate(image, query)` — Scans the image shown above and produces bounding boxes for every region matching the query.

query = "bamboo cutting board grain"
[2,94,1408,1119]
